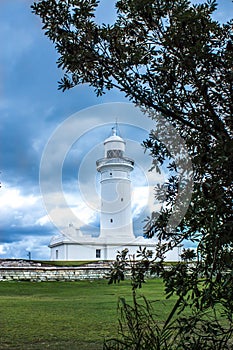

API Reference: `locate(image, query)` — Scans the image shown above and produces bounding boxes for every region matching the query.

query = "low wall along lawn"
[0,260,112,282]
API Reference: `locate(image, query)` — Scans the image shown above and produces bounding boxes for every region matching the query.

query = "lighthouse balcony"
[96,157,134,170]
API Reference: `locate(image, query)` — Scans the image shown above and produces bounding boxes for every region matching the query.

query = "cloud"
[0,184,55,258]
[0,187,37,209]
[0,185,41,225]
[0,236,50,260]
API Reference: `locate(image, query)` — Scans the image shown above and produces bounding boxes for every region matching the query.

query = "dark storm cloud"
[0,224,55,244]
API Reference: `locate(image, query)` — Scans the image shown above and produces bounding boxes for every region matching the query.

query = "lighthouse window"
[96,249,101,258]
[110,172,112,176]
[110,218,113,223]
[55,250,59,260]
[121,198,123,202]
[107,150,123,158]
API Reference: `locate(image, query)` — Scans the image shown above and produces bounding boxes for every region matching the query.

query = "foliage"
[31,0,233,347]
[103,292,233,350]
[179,248,196,262]
[104,294,177,350]
[106,248,233,348]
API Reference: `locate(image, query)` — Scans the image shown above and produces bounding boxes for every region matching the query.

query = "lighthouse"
[96,125,135,242]
[50,123,165,261]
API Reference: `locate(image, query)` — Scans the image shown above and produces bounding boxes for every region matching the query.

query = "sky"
[1,0,232,260]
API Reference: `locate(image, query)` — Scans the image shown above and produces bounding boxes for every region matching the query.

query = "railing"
[96,157,134,168]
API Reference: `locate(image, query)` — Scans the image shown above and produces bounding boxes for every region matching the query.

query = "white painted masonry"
[97,130,135,241]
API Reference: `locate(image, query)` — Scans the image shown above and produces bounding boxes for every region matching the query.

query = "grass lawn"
[39,260,96,267]
[0,279,176,350]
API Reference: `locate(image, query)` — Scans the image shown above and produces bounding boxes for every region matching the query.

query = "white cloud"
[0,236,50,260]
[132,185,163,221]
[41,190,99,229]
[36,215,50,226]
[0,187,38,209]
[0,185,46,228]
[0,245,6,255]
[132,186,149,217]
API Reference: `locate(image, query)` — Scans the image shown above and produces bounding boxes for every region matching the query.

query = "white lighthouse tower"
[96,125,135,242]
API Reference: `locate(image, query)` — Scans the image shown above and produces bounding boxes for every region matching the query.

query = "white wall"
[51,243,180,261]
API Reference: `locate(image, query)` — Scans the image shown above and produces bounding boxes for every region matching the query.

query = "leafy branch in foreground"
[105,248,233,350]
[103,287,233,350]
[104,295,177,350]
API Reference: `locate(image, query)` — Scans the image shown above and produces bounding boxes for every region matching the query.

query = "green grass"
[0,279,175,350]
[39,260,96,267]
[37,260,180,267]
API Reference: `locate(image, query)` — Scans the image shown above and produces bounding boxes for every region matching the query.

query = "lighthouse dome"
[104,134,124,143]
[104,126,126,158]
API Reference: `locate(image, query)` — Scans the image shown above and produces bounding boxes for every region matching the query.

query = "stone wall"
[0,266,111,281]
[0,260,111,282]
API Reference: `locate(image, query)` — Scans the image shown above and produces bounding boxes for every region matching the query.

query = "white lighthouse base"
[49,225,179,262]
